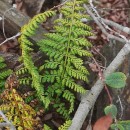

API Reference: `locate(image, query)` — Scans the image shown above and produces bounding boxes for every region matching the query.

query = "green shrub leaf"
[104,104,117,118]
[105,72,126,88]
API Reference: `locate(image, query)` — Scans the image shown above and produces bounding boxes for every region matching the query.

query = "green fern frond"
[63,90,75,114]
[44,124,52,130]
[19,78,32,85]
[55,19,92,30]
[66,66,88,82]
[62,78,86,93]
[72,37,92,47]
[0,56,12,92]
[58,120,72,130]
[24,95,35,104]
[21,11,56,37]
[19,10,56,108]
[71,46,92,57]
[16,67,29,75]
[40,74,57,83]
[56,103,70,119]
[0,70,12,79]
[37,0,92,118]
[0,62,7,69]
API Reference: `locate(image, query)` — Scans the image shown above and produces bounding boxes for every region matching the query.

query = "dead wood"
[0,0,47,41]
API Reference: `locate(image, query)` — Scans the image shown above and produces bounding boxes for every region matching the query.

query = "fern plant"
[37,0,93,118]
[19,0,93,119]
[0,56,12,93]
[44,124,52,130]
[16,67,32,86]
[44,120,72,130]
[58,120,72,130]
[19,11,56,108]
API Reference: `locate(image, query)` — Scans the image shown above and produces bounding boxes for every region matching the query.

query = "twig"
[0,32,21,46]
[117,95,124,119]
[82,17,130,35]
[92,57,112,104]
[84,4,128,44]
[86,107,94,130]
[0,111,16,130]
[97,7,130,11]
[50,0,69,10]
[93,47,107,69]
[104,84,112,104]
[0,16,2,21]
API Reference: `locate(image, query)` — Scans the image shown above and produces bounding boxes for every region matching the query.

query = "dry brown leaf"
[93,115,113,130]
[89,63,99,72]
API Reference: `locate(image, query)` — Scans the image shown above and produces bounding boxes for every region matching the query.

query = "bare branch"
[101,18,130,34]
[69,41,130,130]
[69,3,130,130]
[84,5,127,43]
[82,17,130,35]
[0,111,16,130]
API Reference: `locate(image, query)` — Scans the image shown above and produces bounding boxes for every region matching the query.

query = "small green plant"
[19,11,56,109]
[104,72,129,130]
[0,56,12,93]
[105,72,126,88]
[58,120,72,130]
[44,120,72,130]
[104,104,117,119]
[19,0,93,120]
[44,124,52,130]
[111,120,130,130]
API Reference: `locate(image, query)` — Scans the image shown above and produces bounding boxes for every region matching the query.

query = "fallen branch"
[69,4,130,130]
[101,18,130,34]
[69,40,130,130]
